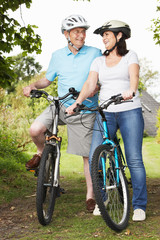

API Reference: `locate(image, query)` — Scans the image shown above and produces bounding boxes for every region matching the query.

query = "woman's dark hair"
[103,32,129,56]
[116,36,129,56]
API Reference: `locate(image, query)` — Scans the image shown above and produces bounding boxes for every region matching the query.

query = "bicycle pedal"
[26,168,35,172]
[26,168,39,177]
[60,188,66,194]
[56,187,61,198]
[56,187,66,198]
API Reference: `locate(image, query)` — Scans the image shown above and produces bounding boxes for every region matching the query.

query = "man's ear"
[64,30,69,39]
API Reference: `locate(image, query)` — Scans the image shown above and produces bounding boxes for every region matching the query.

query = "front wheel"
[36,144,58,225]
[91,144,130,232]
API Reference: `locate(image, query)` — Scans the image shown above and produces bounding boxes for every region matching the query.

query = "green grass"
[143,137,160,178]
[10,150,159,240]
[0,136,160,205]
[0,137,160,239]
[0,133,37,204]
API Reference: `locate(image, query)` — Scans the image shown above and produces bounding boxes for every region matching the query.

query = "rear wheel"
[36,144,58,225]
[91,144,130,232]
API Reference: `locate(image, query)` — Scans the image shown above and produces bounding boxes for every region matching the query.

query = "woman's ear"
[117,32,123,41]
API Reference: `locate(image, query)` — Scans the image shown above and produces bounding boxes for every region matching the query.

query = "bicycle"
[73,94,131,232]
[29,87,79,226]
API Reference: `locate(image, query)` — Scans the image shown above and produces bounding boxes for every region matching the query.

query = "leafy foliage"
[150,0,160,45]
[0,72,65,154]
[156,108,160,143]
[0,131,28,174]
[6,53,42,92]
[139,58,159,93]
[0,0,42,88]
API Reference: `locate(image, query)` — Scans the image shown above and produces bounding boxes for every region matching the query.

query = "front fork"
[53,144,60,187]
[98,112,120,192]
[45,134,62,188]
[101,145,120,189]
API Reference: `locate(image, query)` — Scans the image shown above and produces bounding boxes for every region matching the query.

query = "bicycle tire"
[36,144,58,225]
[91,144,130,232]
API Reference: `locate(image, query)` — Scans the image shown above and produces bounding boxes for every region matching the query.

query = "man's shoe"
[25,154,41,169]
[86,198,96,213]
[132,209,146,221]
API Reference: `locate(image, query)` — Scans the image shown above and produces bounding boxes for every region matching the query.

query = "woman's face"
[102,31,116,50]
[102,31,122,50]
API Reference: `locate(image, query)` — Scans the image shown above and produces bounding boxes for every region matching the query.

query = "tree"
[7,53,42,93]
[0,0,42,88]
[150,0,160,45]
[139,58,159,90]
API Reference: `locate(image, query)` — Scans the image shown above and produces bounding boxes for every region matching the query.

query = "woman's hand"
[122,89,135,100]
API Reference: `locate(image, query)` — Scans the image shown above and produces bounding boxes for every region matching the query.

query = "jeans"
[89,108,147,211]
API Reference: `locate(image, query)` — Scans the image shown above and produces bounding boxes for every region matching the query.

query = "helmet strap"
[104,43,117,56]
[67,35,81,51]
[67,33,83,52]
[103,32,118,56]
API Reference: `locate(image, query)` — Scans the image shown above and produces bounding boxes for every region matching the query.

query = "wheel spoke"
[91,144,130,231]
[36,145,58,225]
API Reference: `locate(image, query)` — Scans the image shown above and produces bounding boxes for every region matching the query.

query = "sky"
[9,0,160,100]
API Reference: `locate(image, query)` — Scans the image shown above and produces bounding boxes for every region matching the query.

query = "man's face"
[65,27,86,49]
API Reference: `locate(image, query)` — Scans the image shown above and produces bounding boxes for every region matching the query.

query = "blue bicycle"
[74,94,130,232]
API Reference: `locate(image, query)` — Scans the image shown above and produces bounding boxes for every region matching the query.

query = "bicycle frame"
[30,88,81,226]
[45,100,61,188]
[98,108,120,187]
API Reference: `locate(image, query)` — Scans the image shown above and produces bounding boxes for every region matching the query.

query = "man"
[23,15,102,212]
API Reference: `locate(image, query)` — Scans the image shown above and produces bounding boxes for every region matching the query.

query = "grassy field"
[142,137,160,178]
[0,137,160,239]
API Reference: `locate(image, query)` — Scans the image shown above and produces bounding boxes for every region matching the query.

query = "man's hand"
[65,102,78,115]
[23,78,51,97]
[23,86,37,97]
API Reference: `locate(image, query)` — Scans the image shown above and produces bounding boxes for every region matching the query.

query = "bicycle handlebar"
[73,92,135,113]
[30,87,80,101]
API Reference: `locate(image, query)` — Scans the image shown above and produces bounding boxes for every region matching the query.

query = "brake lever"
[114,92,135,105]
[73,104,86,113]
[114,99,133,105]
[64,112,80,119]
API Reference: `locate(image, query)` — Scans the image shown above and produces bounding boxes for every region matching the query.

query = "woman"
[66,20,147,221]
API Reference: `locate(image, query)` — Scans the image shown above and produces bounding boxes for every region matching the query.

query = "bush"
[0,73,68,155]
[0,131,29,175]
[156,107,160,143]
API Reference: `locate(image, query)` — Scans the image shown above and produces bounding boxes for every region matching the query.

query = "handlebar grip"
[73,104,80,113]
[73,104,86,113]
[30,90,48,98]
[30,90,42,98]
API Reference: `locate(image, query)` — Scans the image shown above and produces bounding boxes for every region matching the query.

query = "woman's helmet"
[61,14,90,34]
[94,20,131,39]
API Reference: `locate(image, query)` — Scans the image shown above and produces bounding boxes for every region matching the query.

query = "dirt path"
[0,178,160,240]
